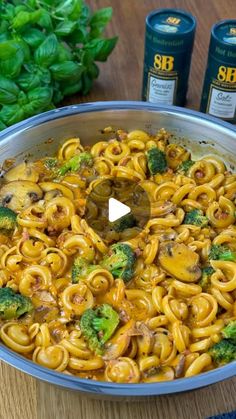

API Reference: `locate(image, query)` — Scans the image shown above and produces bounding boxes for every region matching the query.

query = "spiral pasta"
[0,128,235,384]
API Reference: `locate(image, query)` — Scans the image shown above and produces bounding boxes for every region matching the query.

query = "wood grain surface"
[1,1,236,419]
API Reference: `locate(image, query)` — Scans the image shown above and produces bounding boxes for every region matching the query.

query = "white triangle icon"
[108,197,131,222]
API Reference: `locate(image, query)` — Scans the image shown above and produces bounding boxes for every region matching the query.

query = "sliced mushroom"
[39,182,74,200]
[136,322,154,356]
[103,320,136,360]
[0,181,43,212]
[158,241,201,282]
[4,162,39,183]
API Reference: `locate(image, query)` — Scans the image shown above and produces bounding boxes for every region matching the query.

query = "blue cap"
[210,20,236,63]
[146,8,196,51]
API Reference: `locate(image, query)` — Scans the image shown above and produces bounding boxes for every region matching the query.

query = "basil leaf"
[81,73,93,95]
[16,71,41,92]
[69,0,83,20]
[24,86,53,116]
[0,41,20,60]
[16,38,31,62]
[35,34,58,67]
[84,37,118,62]
[37,67,51,85]
[38,10,53,30]
[18,91,28,106]
[24,64,51,84]
[53,82,64,104]
[55,20,77,36]
[50,61,84,81]
[89,7,113,38]
[67,27,88,45]
[12,10,42,30]
[0,120,7,131]
[80,4,91,25]
[0,76,19,104]
[55,0,82,20]
[0,42,24,78]
[0,20,9,35]
[57,44,73,63]
[61,79,82,96]
[0,104,25,126]
[87,62,99,79]
[14,5,28,13]
[80,50,93,67]
[22,29,46,48]
[0,33,10,43]
[0,4,15,21]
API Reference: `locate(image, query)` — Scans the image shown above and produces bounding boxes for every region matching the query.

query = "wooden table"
[1,1,236,418]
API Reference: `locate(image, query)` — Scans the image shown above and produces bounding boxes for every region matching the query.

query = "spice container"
[142,8,196,106]
[200,20,236,123]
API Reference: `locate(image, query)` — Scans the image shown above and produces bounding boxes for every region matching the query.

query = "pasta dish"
[0,127,235,383]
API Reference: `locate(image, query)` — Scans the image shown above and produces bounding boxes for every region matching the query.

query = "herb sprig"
[0,0,118,129]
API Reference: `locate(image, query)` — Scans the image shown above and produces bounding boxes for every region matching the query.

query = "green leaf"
[57,44,73,62]
[84,37,118,62]
[38,10,53,30]
[37,67,51,85]
[24,86,53,116]
[55,20,77,36]
[0,76,19,104]
[87,62,99,79]
[15,38,31,62]
[35,34,58,67]
[53,83,64,104]
[67,27,88,44]
[14,5,28,13]
[80,3,91,25]
[16,71,41,92]
[0,3,15,21]
[69,0,83,20]
[81,73,93,95]
[0,20,9,35]
[55,0,83,20]
[61,79,82,96]
[11,10,42,30]
[0,41,20,60]
[89,7,113,38]
[50,61,84,81]
[80,50,94,68]
[0,119,7,131]
[18,91,28,106]
[0,103,25,126]
[0,42,24,78]
[0,33,10,43]
[22,29,46,48]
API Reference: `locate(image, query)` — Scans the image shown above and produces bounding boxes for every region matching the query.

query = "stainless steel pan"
[0,101,235,397]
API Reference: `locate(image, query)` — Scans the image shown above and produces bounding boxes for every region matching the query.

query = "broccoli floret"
[222,321,236,342]
[101,243,136,282]
[146,147,167,175]
[178,160,195,173]
[111,213,137,232]
[209,339,236,365]
[71,257,100,284]
[199,266,215,290]
[92,304,120,343]
[0,207,17,235]
[183,209,208,227]
[58,152,93,176]
[209,244,236,261]
[80,304,119,355]
[0,287,33,320]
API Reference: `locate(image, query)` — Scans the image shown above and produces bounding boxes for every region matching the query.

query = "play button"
[108,198,130,222]
[85,177,151,242]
